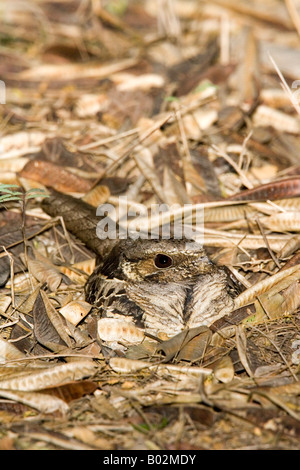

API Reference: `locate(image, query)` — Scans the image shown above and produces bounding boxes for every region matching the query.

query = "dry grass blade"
[234,264,300,308]
[235,325,253,377]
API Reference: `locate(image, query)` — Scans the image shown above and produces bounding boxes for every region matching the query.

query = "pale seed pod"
[97,318,145,344]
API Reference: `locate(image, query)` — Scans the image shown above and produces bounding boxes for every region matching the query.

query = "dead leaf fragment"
[156,326,212,362]
[213,355,234,383]
[59,300,92,326]
[19,160,93,193]
[33,290,72,350]
[28,258,63,292]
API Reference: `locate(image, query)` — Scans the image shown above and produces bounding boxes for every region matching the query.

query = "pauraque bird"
[85,238,234,336]
[42,190,235,337]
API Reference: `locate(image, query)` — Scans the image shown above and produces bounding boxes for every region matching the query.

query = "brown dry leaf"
[109,357,151,373]
[65,426,113,450]
[236,26,259,105]
[228,177,300,202]
[0,158,29,172]
[235,325,254,377]
[19,160,93,193]
[33,290,73,350]
[3,0,300,450]
[41,380,98,403]
[156,326,212,362]
[27,258,63,292]
[15,285,40,314]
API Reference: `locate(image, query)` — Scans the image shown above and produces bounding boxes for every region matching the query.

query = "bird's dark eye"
[154,254,173,269]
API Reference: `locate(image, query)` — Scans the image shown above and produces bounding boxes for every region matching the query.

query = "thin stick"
[268,51,300,116]
[2,247,15,307]
[256,217,281,269]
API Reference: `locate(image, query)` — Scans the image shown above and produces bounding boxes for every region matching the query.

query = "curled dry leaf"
[163,164,190,206]
[97,318,144,344]
[133,147,166,202]
[59,300,92,326]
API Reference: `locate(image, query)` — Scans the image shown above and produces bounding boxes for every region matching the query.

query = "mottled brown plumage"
[42,191,235,337]
[85,238,235,336]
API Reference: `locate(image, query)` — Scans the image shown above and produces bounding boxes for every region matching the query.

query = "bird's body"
[42,191,235,337]
[85,238,234,336]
